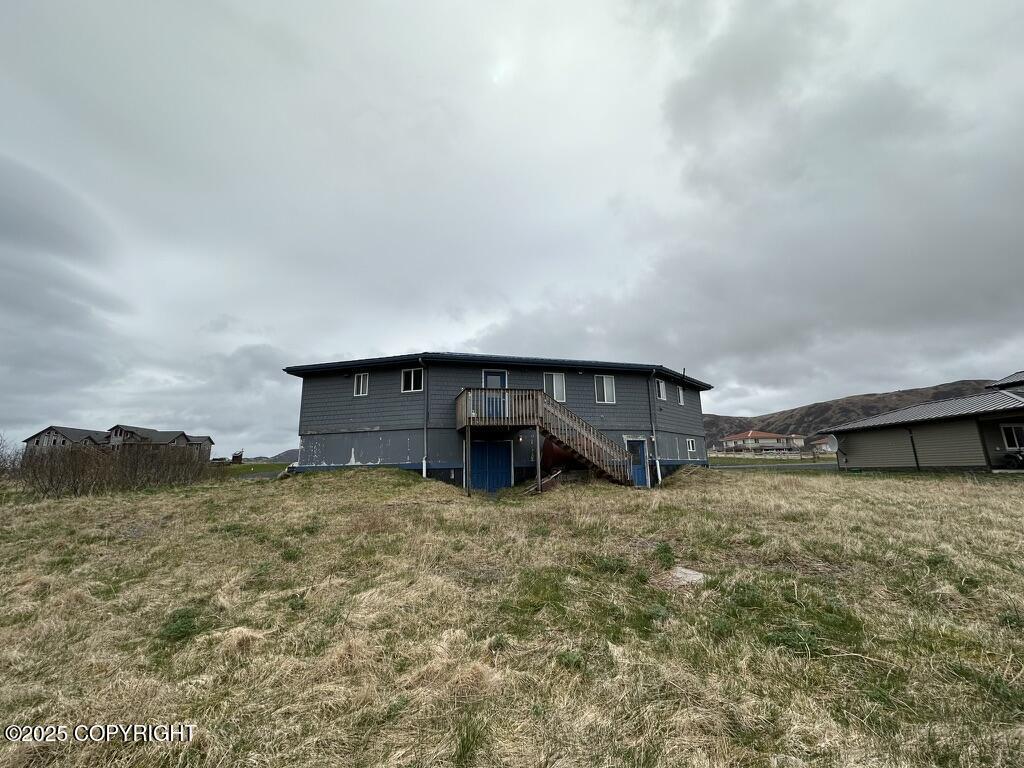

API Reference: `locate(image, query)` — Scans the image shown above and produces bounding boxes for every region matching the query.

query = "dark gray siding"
[298,367,424,434]
[296,360,707,470]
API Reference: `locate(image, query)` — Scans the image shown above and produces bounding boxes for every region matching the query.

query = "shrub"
[0,433,21,478]
[18,444,210,497]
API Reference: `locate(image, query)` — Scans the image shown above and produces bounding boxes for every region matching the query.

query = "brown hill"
[703,379,993,447]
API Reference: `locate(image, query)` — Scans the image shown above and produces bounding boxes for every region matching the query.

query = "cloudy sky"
[1,1,1022,456]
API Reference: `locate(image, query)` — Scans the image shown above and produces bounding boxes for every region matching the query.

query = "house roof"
[989,370,1024,390]
[283,352,713,391]
[23,426,109,443]
[822,390,1024,434]
[110,426,215,445]
[722,430,792,441]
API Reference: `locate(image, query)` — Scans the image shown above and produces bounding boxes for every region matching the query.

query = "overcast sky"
[1,1,1022,456]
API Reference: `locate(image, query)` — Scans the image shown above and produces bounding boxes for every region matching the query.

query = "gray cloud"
[1,0,1022,452]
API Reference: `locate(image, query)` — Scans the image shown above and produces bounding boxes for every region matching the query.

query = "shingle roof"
[823,390,1024,434]
[22,426,110,443]
[989,370,1024,390]
[283,351,713,390]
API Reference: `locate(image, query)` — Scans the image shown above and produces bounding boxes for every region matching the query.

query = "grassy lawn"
[211,462,289,477]
[709,455,836,465]
[1,469,1022,766]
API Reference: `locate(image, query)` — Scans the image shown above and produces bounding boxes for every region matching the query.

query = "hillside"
[2,469,1022,765]
[704,379,993,446]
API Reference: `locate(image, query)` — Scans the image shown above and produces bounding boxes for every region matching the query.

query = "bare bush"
[0,433,21,477]
[18,444,210,497]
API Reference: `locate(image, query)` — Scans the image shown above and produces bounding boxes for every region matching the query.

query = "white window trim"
[353,372,369,397]
[595,374,616,404]
[656,379,667,400]
[543,372,566,403]
[686,438,697,452]
[401,368,424,393]
[1002,423,1024,451]
[677,386,685,406]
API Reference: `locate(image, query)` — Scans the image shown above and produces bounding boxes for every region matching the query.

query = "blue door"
[470,441,512,492]
[482,370,507,418]
[626,439,648,487]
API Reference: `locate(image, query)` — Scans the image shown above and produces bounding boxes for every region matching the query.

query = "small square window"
[543,372,566,402]
[677,386,685,405]
[353,372,369,397]
[595,375,616,404]
[656,379,667,400]
[402,368,423,393]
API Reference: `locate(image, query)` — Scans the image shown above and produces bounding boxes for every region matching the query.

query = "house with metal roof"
[284,352,712,491]
[24,424,215,459]
[821,371,1024,471]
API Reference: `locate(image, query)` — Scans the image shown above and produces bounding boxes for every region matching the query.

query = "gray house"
[284,352,712,490]
[23,424,215,460]
[823,370,1024,471]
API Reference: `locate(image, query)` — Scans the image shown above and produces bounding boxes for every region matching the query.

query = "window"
[401,368,423,393]
[1003,424,1024,450]
[687,438,697,452]
[543,372,566,402]
[353,372,369,397]
[656,379,667,400]
[677,386,685,405]
[595,375,616,404]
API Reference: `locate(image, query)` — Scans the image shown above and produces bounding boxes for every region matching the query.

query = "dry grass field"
[1,469,1022,767]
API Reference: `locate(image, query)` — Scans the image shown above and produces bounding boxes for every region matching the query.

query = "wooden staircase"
[455,388,633,485]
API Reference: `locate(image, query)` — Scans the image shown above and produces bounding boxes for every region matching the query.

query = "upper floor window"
[677,386,685,405]
[595,375,616,404]
[543,372,566,402]
[656,379,667,400]
[402,368,423,393]
[353,372,369,397]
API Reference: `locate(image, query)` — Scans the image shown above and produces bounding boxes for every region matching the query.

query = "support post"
[465,425,472,496]
[535,425,542,493]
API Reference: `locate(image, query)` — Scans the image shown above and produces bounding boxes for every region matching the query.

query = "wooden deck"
[455,388,632,484]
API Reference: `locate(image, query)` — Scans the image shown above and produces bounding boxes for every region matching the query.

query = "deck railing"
[455,388,632,484]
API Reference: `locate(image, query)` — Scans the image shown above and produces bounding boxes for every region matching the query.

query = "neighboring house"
[809,436,837,454]
[721,431,805,452]
[23,424,215,460]
[822,370,1024,471]
[284,352,712,491]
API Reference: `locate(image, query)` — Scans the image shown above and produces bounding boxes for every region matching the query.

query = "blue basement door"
[470,440,513,492]
[626,439,648,487]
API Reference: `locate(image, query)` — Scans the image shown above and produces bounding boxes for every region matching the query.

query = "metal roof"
[989,370,1024,390]
[824,390,1024,433]
[283,351,713,391]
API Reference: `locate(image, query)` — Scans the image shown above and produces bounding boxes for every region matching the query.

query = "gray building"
[284,352,712,490]
[23,424,215,460]
[823,370,1024,471]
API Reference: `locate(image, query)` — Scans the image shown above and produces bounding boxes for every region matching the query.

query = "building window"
[595,375,616,404]
[687,438,697,452]
[656,379,667,400]
[401,368,423,393]
[353,372,369,397]
[543,372,566,402]
[1003,424,1024,450]
[677,386,685,405]
[34,439,39,446]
